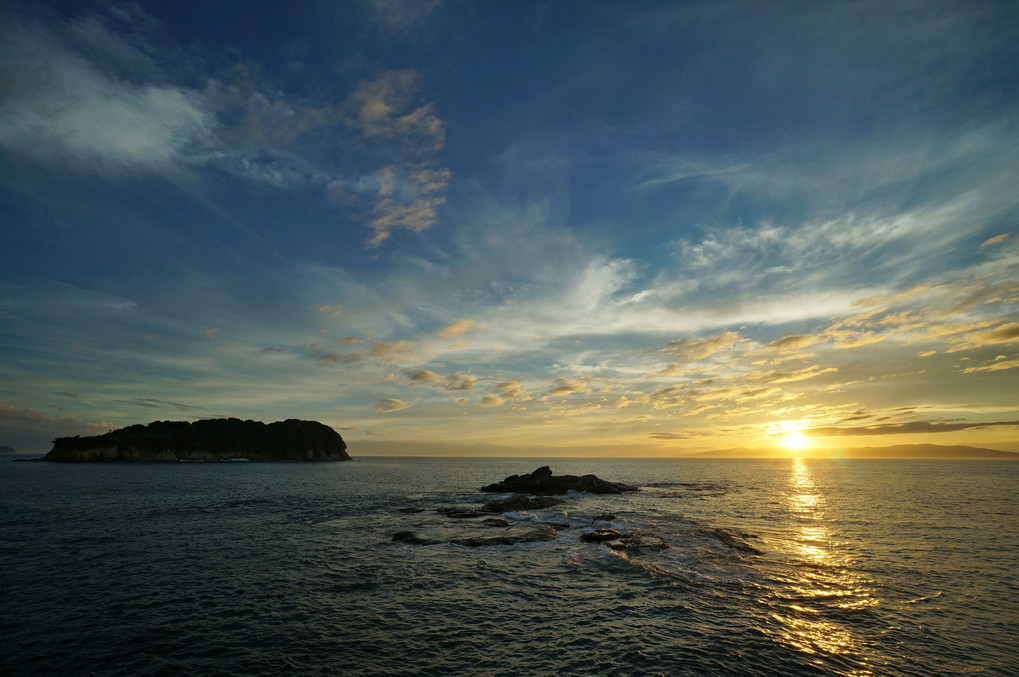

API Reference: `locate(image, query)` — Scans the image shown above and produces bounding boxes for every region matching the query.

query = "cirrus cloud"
[373,398,412,412]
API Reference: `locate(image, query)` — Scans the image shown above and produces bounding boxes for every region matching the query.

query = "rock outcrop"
[43,418,350,462]
[451,525,557,548]
[393,466,640,548]
[480,466,639,495]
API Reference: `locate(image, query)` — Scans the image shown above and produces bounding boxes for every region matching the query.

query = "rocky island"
[43,418,350,462]
[480,465,639,495]
[391,466,647,548]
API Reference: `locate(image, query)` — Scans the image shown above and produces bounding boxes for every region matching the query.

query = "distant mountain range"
[0,445,17,454]
[689,444,1019,459]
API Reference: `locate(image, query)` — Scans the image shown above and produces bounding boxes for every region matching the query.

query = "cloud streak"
[806,420,1019,437]
[0,17,214,173]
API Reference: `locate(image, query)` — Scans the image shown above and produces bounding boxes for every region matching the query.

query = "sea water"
[1,456,1016,676]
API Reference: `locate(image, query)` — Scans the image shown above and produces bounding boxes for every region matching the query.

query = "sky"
[1,0,1017,455]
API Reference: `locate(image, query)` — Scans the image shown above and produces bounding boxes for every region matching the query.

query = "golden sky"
[1,2,1017,454]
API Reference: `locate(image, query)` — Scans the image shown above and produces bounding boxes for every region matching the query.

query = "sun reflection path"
[764,458,879,674]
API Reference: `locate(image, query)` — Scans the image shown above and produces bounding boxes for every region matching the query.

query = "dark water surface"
[2,457,1016,676]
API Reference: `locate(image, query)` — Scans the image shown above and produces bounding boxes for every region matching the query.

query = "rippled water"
[1,457,1016,676]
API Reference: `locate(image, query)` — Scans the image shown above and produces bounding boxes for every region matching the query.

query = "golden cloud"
[436,319,487,338]
[662,330,744,361]
[374,398,412,413]
[547,377,591,395]
[765,333,827,352]
[407,369,441,384]
[346,71,444,151]
[977,233,1011,251]
[961,356,1019,373]
[445,372,477,391]
[368,340,418,361]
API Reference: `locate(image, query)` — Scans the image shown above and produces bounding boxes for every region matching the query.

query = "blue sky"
[1,0,1017,454]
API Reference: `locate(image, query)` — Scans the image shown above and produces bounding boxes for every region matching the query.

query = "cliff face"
[44,418,350,462]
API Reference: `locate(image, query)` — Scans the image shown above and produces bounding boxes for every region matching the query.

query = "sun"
[783,431,810,452]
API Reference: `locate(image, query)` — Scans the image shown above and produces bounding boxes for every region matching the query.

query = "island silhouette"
[43,418,350,462]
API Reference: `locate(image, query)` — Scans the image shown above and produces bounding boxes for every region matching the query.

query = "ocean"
[1,456,1016,676]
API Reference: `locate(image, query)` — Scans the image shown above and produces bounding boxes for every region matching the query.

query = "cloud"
[127,398,201,412]
[374,398,412,412]
[977,233,1011,251]
[364,165,450,246]
[315,339,417,367]
[547,377,591,396]
[980,323,1019,343]
[493,381,530,400]
[0,9,451,248]
[961,356,1019,374]
[345,71,443,152]
[407,369,441,384]
[0,18,214,173]
[445,372,477,391]
[742,366,837,385]
[765,334,827,352]
[480,394,504,407]
[806,420,1019,436]
[0,402,113,450]
[648,432,693,440]
[945,322,1019,353]
[436,319,487,338]
[340,71,450,246]
[368,340,418,361]
[404,367,475,391]
[366,0,441,33]
[662,330,745,361]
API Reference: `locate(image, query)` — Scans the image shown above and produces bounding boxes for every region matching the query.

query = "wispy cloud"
[0,9,451,247]
[662,330,745,361]
[977,233,1011,251]
[806,420,1019,437]
[339,70,450,246]
[436,319,486,338]
[547,378,591,396]
[0,16,214,173]
[374,398,412,412]
[316,340,419,367]
[345,70,443,152]
[365,0,442,33]
[961,356,1019,374]
[0,402,112,450]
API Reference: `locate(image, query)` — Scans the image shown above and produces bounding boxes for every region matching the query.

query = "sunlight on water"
[3,458,1016,675]
[767,458,878,674]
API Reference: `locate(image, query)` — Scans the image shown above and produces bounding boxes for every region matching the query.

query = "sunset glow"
[0,2,1016,456]
[783,432,810,452]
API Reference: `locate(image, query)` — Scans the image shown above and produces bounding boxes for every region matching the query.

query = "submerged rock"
[696,528,762,554]
[480,466,639,495]
[436,506,488,519]
[437,494,565,520]
[482,495,564,513]
[592,513,616,522]
[610,534,670,553]
[580,529,670,552]
[43,418,350,462]
[452,525,557,547]
[482,517,510,528]
[581,528,621,543]
[392,531,441,545]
